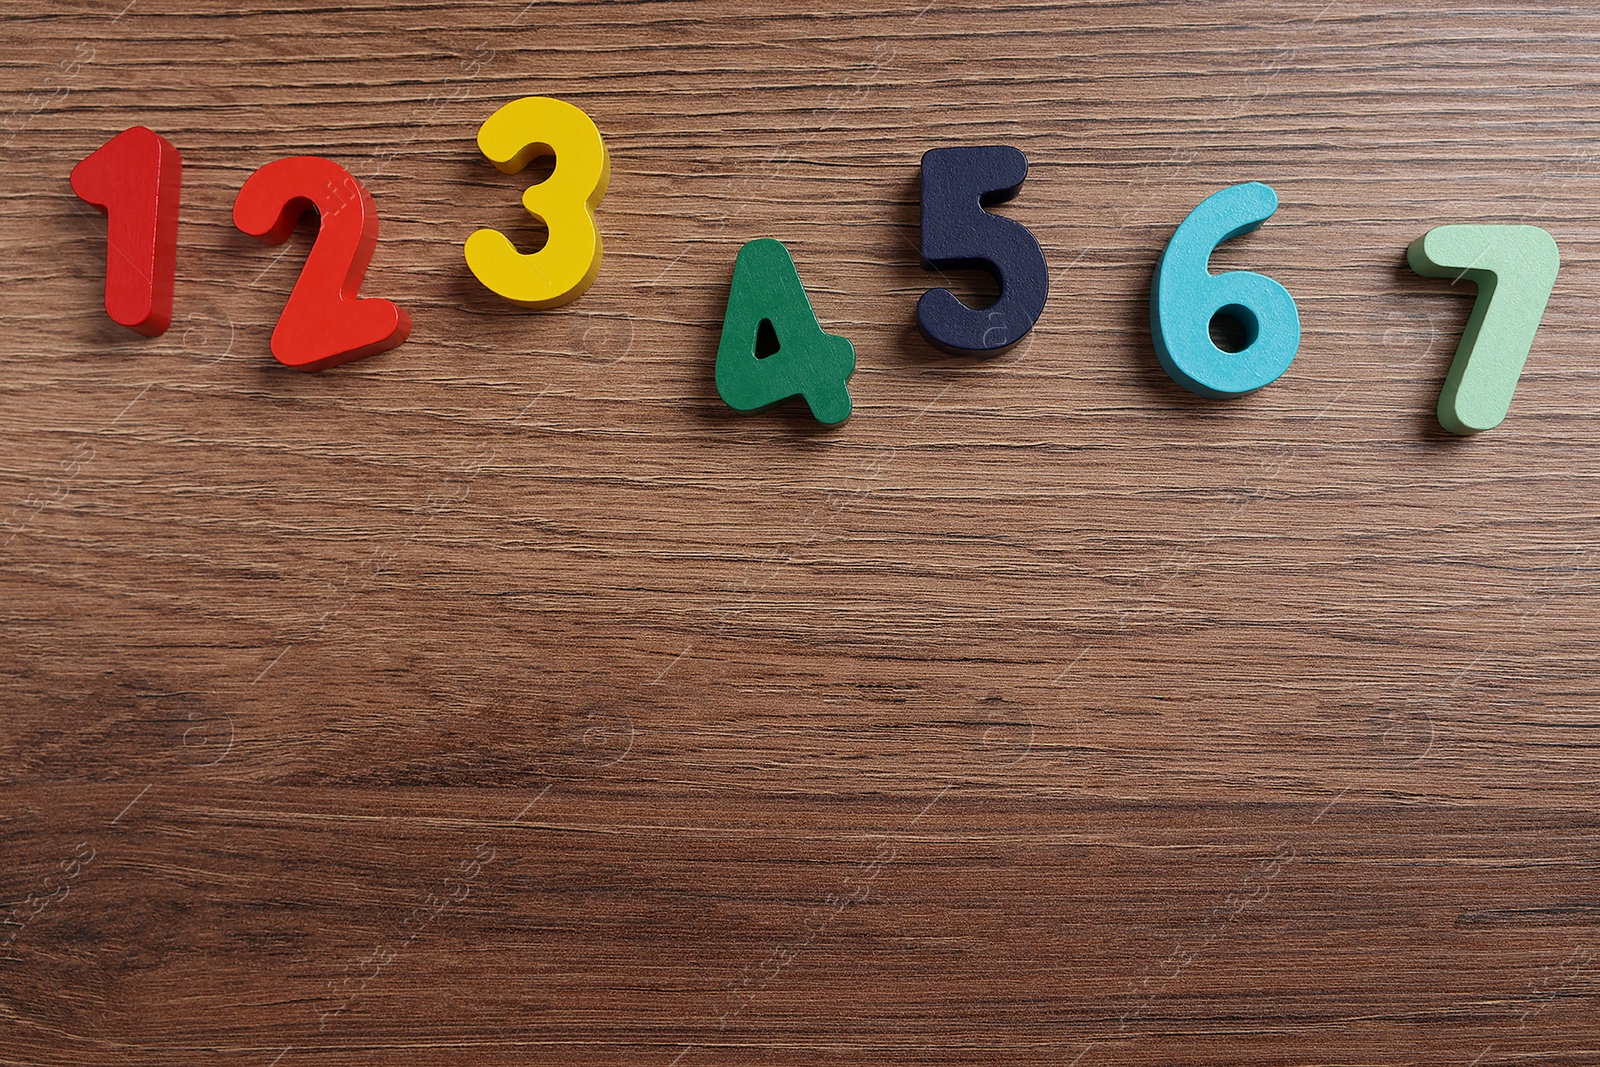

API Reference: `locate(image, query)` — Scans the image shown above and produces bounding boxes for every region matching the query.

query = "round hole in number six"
[67,98,1558,437]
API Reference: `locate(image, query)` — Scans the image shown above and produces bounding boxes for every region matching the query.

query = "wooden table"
[4,2,1598,1064]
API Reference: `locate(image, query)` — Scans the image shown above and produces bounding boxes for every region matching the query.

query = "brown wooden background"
[4,1,1600,1064]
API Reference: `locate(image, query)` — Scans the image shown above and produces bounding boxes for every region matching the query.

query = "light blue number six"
[1151,181,1300,398]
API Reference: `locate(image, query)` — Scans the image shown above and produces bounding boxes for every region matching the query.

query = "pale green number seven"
[1407,225,1560,435]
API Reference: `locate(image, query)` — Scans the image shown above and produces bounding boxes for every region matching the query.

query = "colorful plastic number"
[465,97,609,308]
[715,238,855,426]
[1150,182,1300,398]
[917,146,1049,357]
[1407,225,1560,435]
[69,125,182,336]
[232,157,412,372]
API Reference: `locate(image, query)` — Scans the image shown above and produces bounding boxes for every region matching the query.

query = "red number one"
[69,125,182,337]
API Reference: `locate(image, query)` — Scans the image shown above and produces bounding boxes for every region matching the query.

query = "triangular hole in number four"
[754,319,780,359]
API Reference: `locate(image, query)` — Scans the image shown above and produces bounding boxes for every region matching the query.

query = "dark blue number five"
[916,145,1049,357]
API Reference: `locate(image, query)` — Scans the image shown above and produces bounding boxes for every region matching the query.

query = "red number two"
[233,156,411,372]
[69,125,182,336]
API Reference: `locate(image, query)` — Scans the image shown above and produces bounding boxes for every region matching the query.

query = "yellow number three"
[465,97,609,308]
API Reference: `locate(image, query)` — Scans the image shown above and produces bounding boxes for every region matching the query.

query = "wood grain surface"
[4,1,1600,1064]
